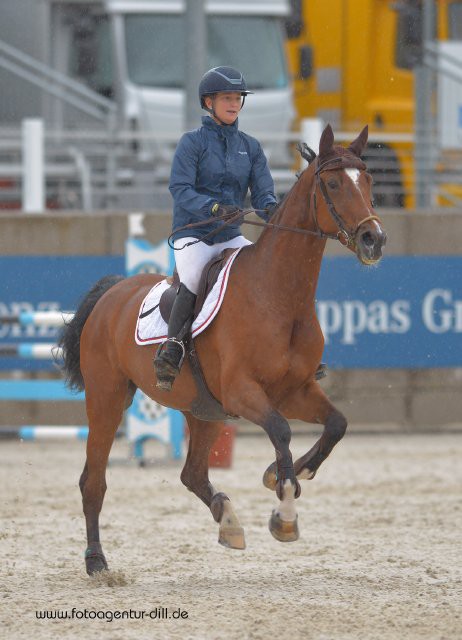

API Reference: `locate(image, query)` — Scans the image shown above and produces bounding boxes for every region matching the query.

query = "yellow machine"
[285,0,461,207]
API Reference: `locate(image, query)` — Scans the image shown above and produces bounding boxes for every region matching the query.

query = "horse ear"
[296,142,316,164]
[319,124,334,158]
[348,125,369,157]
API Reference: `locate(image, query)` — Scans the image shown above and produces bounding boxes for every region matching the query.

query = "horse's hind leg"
[80,375,128,575]
[181,414,245,550]
[263,382,347,489]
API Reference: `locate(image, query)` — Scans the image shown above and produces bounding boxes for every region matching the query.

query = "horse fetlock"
[276,475,301,500]
[275,460,297,494]
[264,461,302,495]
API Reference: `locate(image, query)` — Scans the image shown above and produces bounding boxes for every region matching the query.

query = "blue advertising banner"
[0,256,124,370]
[0,254,461,370]
[318,256,462,368]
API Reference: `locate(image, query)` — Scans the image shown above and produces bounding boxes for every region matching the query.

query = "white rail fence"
[0,118,458,212]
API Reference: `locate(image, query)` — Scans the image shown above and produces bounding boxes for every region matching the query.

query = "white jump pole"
[22,118,45,213]
[300,117,324,163]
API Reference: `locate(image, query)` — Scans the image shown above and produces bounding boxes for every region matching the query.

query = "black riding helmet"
[199,66,253,122]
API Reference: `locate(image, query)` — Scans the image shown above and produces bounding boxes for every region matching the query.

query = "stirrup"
[154,338,186,391]
[164,338,186,368]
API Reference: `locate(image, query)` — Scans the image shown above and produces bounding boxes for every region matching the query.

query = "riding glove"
[211,203,241,218]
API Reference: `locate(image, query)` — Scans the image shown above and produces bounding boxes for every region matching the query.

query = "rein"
[169,156,382,250]
[168,209,328,250]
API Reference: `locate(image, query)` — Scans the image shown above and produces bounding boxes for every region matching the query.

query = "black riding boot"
[154,284,197,391]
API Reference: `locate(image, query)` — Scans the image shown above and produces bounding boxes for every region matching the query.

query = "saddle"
[159,249,238,422]
[158,248,236,324]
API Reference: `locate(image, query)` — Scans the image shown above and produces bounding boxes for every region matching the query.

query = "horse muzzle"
[355,221,387,265]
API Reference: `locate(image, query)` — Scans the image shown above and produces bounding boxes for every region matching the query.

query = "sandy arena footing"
[0,432,461,639]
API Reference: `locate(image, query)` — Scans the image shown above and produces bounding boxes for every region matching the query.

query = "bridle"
[310,156,382,247]
[169,155,383,250]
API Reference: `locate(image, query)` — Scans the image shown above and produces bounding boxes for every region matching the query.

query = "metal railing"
[0,39,116,122]
[0,38,118,210]
[1,122,462,212]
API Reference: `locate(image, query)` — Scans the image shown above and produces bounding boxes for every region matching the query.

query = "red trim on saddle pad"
[135,248,242,345]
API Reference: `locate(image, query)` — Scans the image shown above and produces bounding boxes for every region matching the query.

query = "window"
[124,14,288,90]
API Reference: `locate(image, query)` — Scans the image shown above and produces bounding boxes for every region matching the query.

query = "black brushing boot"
[154,284,197,391]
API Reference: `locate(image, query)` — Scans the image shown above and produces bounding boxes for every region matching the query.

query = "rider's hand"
[211,203,241,218]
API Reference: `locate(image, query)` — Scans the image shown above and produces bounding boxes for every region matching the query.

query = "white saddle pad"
[135,248,242,345]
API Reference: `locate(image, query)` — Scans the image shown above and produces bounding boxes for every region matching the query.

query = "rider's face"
[206,92,242,125]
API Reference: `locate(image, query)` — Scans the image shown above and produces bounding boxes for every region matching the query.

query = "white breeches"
[173,235,252,294]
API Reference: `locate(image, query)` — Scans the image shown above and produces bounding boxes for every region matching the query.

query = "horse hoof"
[268,510,299,543]
[85,553,108,576]
[218,526,246,550]
[85,544,108,576]
[262,464,277,491]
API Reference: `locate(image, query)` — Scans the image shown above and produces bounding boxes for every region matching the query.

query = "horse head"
[300,124,387,265]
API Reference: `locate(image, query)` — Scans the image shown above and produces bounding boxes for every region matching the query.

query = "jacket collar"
[202,115,239,137]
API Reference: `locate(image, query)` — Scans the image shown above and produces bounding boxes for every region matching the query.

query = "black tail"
[57,275,124,392]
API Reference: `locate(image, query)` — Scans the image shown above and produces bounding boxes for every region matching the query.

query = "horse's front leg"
[263,382,347,490]
[181,414,245,550]
[223,380,300,543]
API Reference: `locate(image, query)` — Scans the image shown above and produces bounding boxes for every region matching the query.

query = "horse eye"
[327,179,338,189]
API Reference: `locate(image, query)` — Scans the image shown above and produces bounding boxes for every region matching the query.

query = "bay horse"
[59,124,386,575]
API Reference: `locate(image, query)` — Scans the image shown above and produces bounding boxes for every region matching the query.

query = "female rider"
[154,66,278,391]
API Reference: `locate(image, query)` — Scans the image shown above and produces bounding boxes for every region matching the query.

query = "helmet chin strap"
[204,95,246,126]
[207,105,230,127]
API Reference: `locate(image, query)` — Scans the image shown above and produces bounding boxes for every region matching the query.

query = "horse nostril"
[360,231,375,247]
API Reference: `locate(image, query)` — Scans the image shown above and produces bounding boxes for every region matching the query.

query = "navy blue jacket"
[169,116,277,244]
